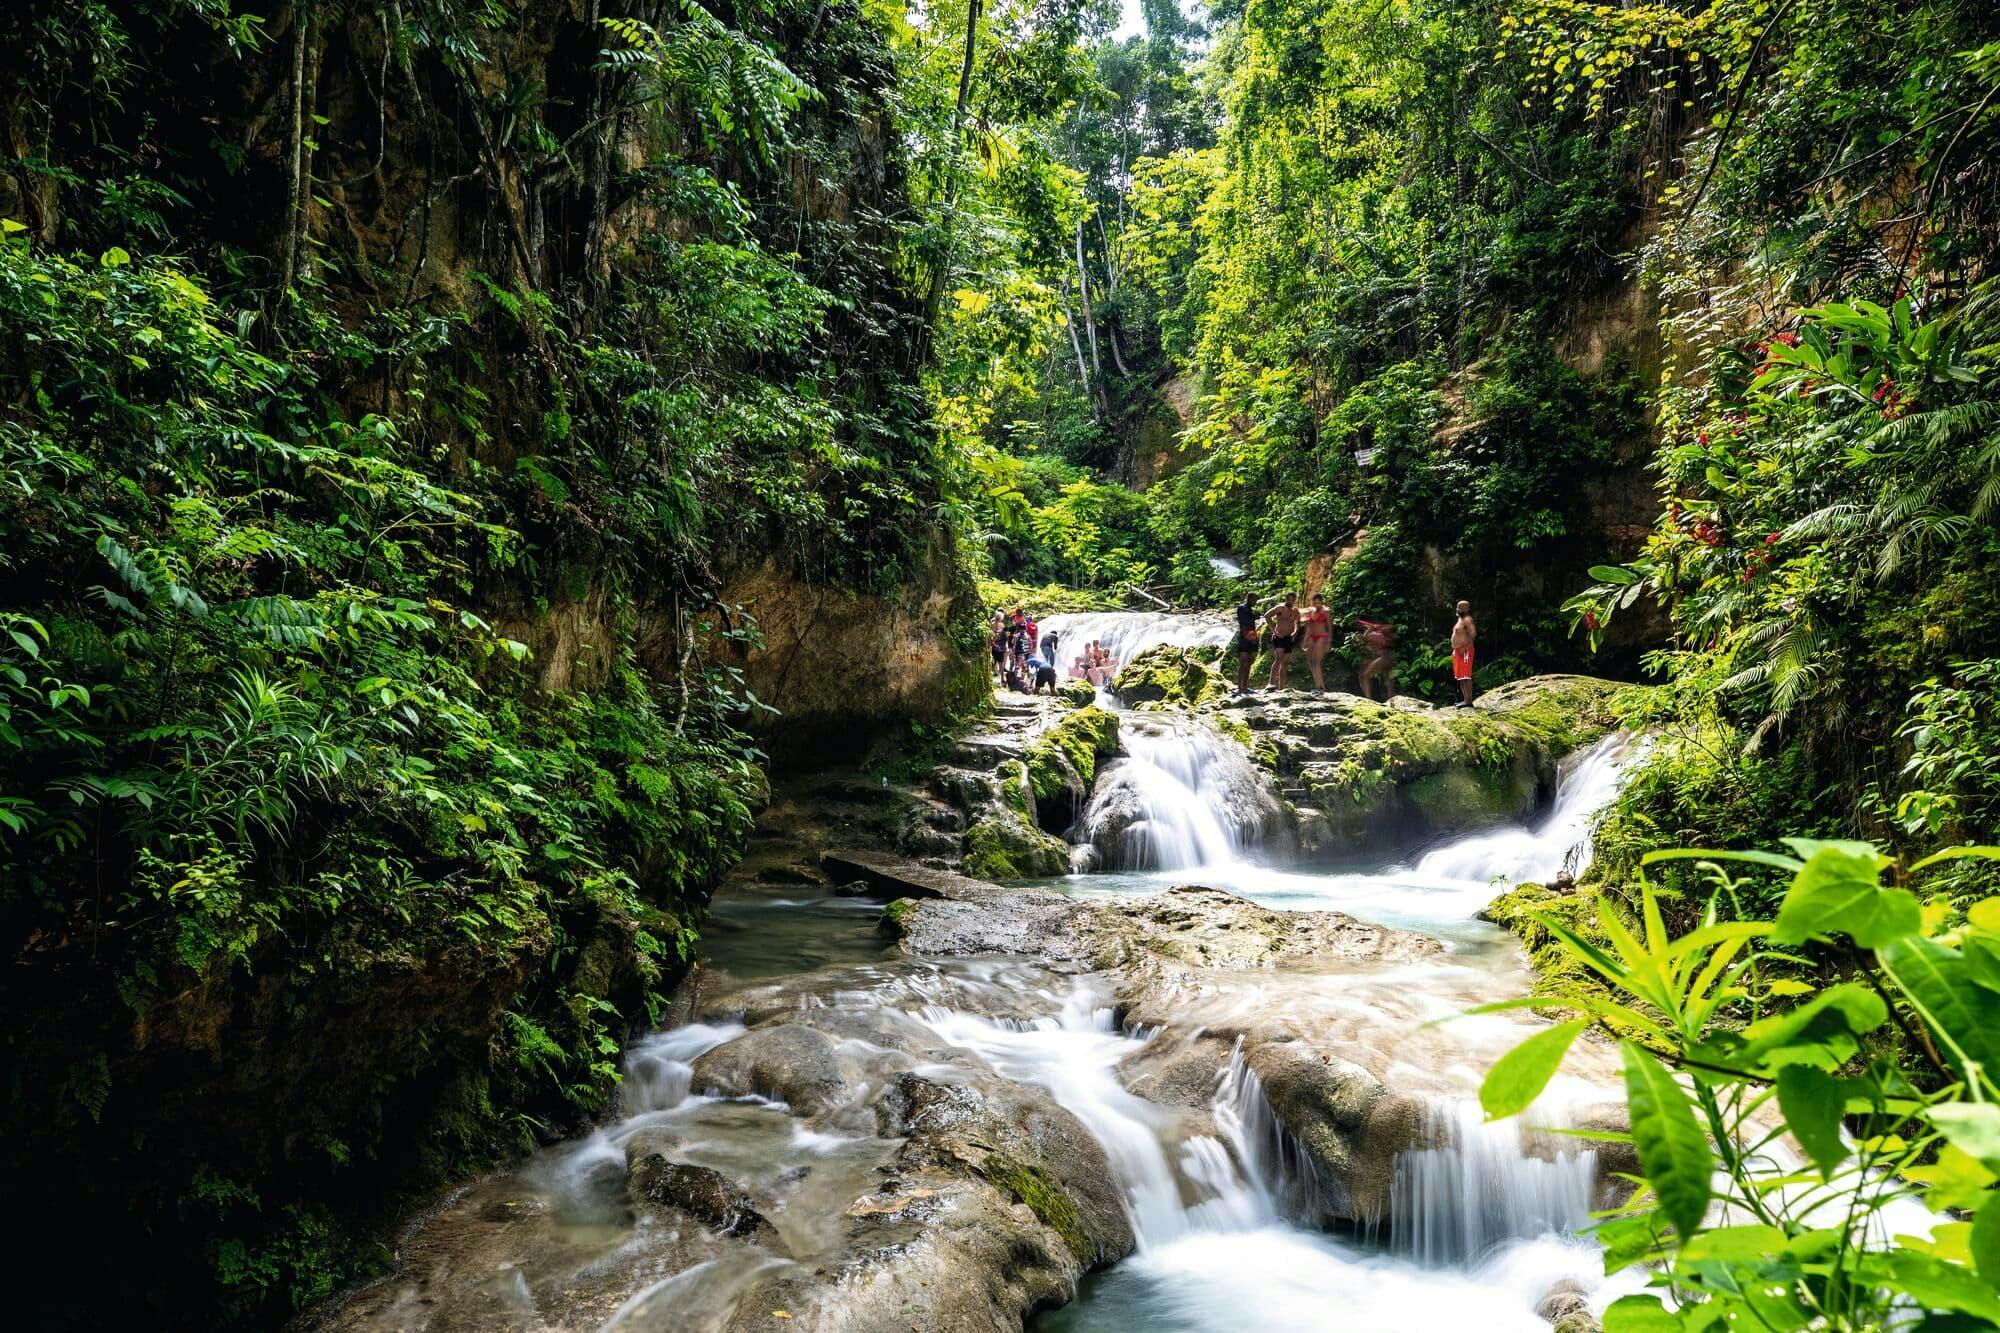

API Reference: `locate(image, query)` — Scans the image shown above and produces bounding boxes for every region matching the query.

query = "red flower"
[1698,431,1709,445]
[1773,331,1800,347]
[1765,532,1779,546]
[1584,611,1600,630]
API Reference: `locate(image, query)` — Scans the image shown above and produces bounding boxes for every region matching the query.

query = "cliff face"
[712,542,990,764]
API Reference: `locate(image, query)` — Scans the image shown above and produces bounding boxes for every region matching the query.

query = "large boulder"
[1021,704,1120,832]
[628,1156,779,1242]
[688,1022,849,1115]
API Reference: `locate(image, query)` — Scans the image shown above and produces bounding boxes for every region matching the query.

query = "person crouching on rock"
[1263,591,1302,689]
[1355,616,1396,702]
[1032,643,1059,695]
[1451,600,1476,707]
[1234,590,1260,694]
[1301,592,1334,691]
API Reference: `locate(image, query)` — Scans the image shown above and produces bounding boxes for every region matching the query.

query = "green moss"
[962,813,1069,880]
[978,1153,1095,1265]
[1481,881,1655,1039]
[1116,645,1231,708]
[1024,706,1121,801]
[1058,678,1096,707]
[879,897,920,934]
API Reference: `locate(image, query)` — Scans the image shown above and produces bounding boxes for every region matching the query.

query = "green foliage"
[1481,840,2000,1329]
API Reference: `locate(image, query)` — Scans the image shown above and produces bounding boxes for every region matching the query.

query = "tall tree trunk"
[275,2,312,298]
[917,0,984,361]
[1060,285,1097,418]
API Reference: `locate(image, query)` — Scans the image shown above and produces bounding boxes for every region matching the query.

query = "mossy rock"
[962,811,1070,880]
[978,1153,1095,1265]
[1058,678,1096,707]
[1114,644,1231,708]
[1480,881,1653,1037]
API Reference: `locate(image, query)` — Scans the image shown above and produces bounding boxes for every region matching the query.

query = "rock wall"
[709,538,988,765]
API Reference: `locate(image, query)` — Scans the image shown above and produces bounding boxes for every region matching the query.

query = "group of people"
[990,609,1123,695]
[1233,591,1478,707]
[991,595,1481,706]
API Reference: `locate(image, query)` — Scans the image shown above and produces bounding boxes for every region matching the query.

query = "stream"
[335,616,1649,1331]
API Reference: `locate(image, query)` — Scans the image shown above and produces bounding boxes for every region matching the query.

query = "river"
[330,616,1647,1331]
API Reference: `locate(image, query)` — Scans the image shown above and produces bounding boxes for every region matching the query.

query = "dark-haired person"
[1356,616,1397,702]
[1233,591,1261,694]
[1301,592,1334,692]
[1451,600,1476,707]
[1263,591,1302,689]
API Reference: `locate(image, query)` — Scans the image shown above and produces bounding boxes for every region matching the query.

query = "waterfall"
[1070,718,1287,872]
[1413,732,1640,888]
[1037,610,1234,669]
[917,990,1316,1249]
[1387,1100,1597,1267]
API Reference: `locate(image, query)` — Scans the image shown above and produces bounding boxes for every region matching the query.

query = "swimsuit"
[1453,644,1474,680]
[1304,610,1332,643]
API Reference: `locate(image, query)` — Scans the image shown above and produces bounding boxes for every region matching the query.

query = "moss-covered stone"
[978,1153,1095,1265]
[1480,880,1652,1038]
[1114,644,1232,708]
[962,811,1070,880]
[1025,706,1120,800]
[1058,678,1096,707]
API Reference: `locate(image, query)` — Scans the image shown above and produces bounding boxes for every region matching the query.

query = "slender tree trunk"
[1061,285,1096,416]
[917,0,984,359]
[276,2,311,297]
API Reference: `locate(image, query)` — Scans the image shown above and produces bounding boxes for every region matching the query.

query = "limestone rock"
[627,1156,779,1242]
[688,1022,849,1115]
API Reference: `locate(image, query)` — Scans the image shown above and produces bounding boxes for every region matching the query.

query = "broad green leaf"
[1738,982,1887,1058]
[1880,934,2000,1080]
[1974,1190,2000,1285]
[1641,847,1802,874]
[1621,1042,1712,1238]
[1910,847,2000,874]
[1875,1248,2000,1323]
[1481,1019,1588,1120]
[1680,1223,1786,1261]
[1602,1293,1683,1331]
[1590,564,1641,585]
[1774,1066,1846,1176]
[1967,896,2000,933]
[1771,845,1920,948]
[1908,1144,1996,1211]
[1927,1104,2000,1173]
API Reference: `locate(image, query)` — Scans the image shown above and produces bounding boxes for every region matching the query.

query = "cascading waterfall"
[1413,731,1641,888]
[1037,610,1234,670]
[1069,718,1288,872]
[917,988,1316,1248]
[1387,1100,1598,1267]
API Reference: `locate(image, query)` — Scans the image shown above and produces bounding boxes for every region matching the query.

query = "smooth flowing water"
[1037,610,1234,668]
[339,608,1648,1328]
[1069,716,1289,872]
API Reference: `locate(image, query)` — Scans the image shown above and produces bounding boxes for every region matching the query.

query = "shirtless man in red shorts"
[1451,600,1476,707]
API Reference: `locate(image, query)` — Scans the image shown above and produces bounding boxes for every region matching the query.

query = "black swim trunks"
[1271,632,1299,652]
[1237,629,1260,657]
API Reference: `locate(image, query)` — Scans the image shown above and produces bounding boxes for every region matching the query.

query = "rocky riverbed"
[321,652,1643,1332]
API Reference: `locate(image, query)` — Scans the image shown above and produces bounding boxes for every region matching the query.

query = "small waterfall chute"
[1036,611,1234,670]
[1070,719,1288,872]
[1387,1100,1597,1267]
[1413,732,1641,890]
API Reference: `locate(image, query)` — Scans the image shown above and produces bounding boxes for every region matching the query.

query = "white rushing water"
[1070,718,1288,872]
[1060,730,1643,931]
[921,985,1616,1332]
[1036,610,1233,669]
[1412,731,1641,888]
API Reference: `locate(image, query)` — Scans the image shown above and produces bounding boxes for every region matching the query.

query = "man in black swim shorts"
[1234,591,1260,694]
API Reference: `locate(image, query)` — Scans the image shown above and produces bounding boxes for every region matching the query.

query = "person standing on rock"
[1301,592,1334,691]
[1451,600,1477,707]
[1233,591,1261,694]
[1355,616,1396,701]
[1263,591,1303,689]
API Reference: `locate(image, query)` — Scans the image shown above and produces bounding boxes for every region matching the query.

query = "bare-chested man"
[1264,591,1303,689]
[1451,600,1476,707]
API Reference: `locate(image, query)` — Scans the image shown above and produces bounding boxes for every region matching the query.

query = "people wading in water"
[1451,600,1476,707]
[1233,591,1261,694]
[1355,616,1396,702]
[1263,591,1302,689]
[1301,592,1334,691]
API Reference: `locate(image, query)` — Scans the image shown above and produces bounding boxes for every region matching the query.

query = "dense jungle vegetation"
[2,0,1998,1325]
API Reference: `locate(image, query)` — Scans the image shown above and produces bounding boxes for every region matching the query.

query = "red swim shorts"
[1452,647,1474,680]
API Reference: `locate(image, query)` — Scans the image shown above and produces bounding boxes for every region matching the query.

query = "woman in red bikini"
[1301,592,1334,692]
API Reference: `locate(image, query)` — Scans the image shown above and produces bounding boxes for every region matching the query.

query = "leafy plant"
[1481,839,2000,1329]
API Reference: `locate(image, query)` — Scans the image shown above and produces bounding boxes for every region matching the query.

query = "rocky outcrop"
[1112,650,1630,858]
[688,1022,851,1115]
[709,543,989,765]
[628,1157,780,1241]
